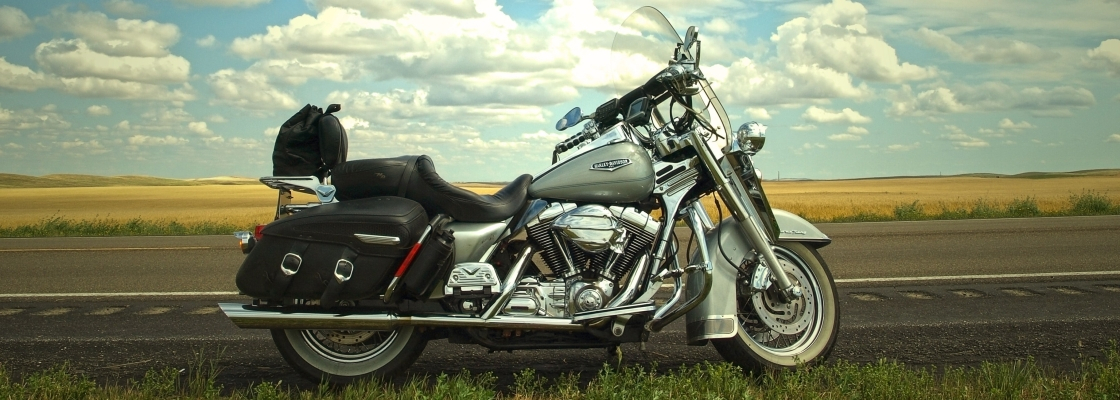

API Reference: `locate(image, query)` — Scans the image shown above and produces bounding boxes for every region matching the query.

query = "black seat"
[332,155,532,223]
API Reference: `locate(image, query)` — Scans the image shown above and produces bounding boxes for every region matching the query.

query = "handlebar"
[551,69,676,162]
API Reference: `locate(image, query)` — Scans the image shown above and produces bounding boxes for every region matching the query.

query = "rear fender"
[683,209,828,344]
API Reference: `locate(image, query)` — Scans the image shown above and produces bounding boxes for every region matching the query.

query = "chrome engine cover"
[551,205,628,254]
[511,202,660,315]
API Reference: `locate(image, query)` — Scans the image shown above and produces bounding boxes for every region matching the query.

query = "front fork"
[689,130,802,301]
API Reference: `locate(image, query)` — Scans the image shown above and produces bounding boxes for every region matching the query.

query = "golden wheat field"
[1,172,1118,228]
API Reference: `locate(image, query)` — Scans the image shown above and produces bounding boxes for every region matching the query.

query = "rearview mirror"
[684,26,697,49]
[556,107,582,131]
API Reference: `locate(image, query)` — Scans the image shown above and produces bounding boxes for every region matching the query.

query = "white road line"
[835,270,1120,284]
[0,247,214,252]
[0,291,240,298]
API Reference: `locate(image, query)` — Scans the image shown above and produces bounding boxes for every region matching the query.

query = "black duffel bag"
[272,104,348,179]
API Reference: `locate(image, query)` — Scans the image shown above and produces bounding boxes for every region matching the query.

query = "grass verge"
[819,190,1120,223]
[0,216,250,237]
[1,345,1118,399]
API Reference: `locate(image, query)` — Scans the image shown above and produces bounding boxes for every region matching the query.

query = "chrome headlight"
[735,122,767,154]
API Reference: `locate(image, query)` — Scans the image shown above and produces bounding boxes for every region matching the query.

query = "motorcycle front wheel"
[271,327,427,384]
[712,241,839,373]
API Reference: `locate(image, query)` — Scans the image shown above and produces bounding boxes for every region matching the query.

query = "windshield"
[608,7,732,155]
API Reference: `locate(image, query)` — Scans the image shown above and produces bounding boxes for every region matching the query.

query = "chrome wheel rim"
[299,329,398,364]
[737,247,824,356]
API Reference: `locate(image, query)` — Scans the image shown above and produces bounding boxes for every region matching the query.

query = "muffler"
[219,303,585,331]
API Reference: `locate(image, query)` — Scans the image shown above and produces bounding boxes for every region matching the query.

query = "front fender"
[683,209,828,344]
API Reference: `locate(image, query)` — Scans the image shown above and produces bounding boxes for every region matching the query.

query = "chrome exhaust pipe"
[219,303,585,331]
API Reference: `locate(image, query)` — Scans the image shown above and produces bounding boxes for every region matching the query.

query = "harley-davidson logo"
[590,158,632,172]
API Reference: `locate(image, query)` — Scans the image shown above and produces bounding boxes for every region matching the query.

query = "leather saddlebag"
[236,196,427,302]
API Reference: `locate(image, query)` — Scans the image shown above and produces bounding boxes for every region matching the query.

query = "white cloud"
[207,69,298,110]
[40,9,181,58]
[828,126,870,141]
[116,120,130,130]
[245,59,360,86]
[886,142,920,152]
[0,6,33,41]
[803,106,872,124]
[228,6,521,70]
[790,124,818,131]
[35,39,190,84]
[772,0,936,83]
[310,0,482,19]
[196,35,216,48]
[888,82,1095,117]
[87,105,111,116]
[326,88,545,126]
[520,130,568,142]
[128,134,189,146]
[223,4,582,109]
[941,125,989,148]
[207,115,227,124]
[0,58,50,92]
[846,126,869,135]
[1107,134,1120,143]
[187,121,214,136]
[886,85,966,117]
[103,0,150,18]
[1087,39,1120,78]
[0,9,196,101]
[56,139,107,153]
[828,133,862,141]
[175,0,271,7]
[913,28,1051,64]
[0,105,71,133]
[997,118,1035,131]
[718,58,873,106]
[746,107,772,120]
[56,78,196,101]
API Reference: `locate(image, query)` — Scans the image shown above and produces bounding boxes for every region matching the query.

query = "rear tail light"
[234,224,267,254]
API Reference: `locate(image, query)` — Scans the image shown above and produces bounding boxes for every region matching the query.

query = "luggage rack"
[259,176,338,219]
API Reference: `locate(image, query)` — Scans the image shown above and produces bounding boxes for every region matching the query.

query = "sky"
[0,0,1118,182]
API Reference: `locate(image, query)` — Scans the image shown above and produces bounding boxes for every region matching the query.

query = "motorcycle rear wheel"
[271,327,426,384]
[712,241,839,373]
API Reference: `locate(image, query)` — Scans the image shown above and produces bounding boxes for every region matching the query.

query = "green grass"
[2,345,1119,399]
[0,215,251,237]
[826,191,1120,223]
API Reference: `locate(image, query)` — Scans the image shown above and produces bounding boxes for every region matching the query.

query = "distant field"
[762,170,1120,222]
[0,183,504,228]
[0,171,1117,231]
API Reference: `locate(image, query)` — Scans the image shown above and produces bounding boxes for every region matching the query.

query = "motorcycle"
[221,6,838,384]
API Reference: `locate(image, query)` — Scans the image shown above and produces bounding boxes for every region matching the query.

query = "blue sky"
[0,0,1118,181]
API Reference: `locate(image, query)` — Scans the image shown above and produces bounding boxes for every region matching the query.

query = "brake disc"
[321,330,376,346]
[750,259,815,335]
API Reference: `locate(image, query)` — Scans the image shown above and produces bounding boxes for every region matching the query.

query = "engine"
[516,203,660,317]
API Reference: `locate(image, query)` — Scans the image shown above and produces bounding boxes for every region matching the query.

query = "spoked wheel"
[712,241,839,373]
[271,326,427,384]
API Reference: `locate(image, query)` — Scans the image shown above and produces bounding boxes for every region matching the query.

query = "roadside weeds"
[2,344,1118,399]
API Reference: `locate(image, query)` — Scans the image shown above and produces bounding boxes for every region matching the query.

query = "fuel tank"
[529,141,654,203]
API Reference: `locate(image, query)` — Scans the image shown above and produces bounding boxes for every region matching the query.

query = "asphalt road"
[1,215,1119,391]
